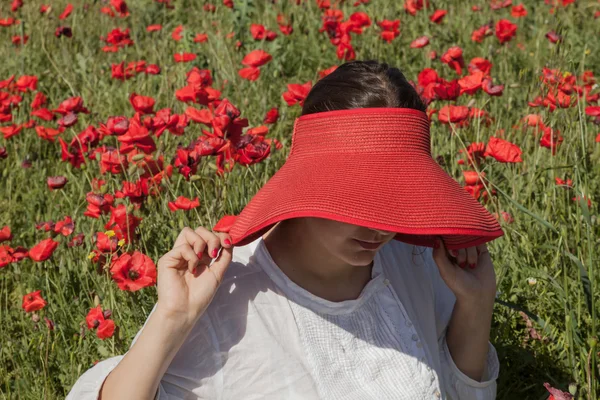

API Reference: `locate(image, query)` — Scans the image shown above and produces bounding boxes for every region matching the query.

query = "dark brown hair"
[300,59,429,263]
[301,59,427,116]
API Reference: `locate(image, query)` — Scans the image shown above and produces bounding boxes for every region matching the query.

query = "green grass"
[0,0,599,398]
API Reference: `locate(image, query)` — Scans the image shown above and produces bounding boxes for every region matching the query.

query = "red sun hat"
[219,107,505,250]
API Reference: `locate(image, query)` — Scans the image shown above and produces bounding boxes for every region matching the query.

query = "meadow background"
[1,0,599,399]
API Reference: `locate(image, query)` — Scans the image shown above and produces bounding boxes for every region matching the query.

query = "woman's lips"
[354,239,383,250]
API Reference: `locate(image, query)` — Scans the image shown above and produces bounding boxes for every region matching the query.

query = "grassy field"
[1,0,599,399]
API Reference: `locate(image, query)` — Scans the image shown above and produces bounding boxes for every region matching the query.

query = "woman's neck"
[261,222,373,302]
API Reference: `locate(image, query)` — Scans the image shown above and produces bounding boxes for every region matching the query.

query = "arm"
[428,239,500,399]
[65,302,222,400]
[67,227,233,400]
[445,295,495,381]
[99,306,196,400]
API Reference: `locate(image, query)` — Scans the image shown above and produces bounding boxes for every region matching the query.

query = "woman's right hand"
[155,226,234,326]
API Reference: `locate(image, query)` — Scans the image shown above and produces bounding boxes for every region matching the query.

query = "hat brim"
[228,152,504,250]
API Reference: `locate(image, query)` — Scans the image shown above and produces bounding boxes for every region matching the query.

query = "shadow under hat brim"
[228,152,504,250]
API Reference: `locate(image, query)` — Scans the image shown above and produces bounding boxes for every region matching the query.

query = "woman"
[67,60,502,400]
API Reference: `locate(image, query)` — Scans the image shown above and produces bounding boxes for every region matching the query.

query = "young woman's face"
[300,217,397,266]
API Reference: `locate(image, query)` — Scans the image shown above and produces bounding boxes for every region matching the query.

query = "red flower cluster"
[319,8,372,60]
[112,60,160,81]
[86,305,116,339]
[239,49,272,81]
[101,28,134,52]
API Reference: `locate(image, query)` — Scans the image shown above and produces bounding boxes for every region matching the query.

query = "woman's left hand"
[431,237,497,304]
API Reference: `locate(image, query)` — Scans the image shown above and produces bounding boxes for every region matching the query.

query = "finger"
[206,244,234,286]
[466,246,478,269]
[213,231,233,248]
[456,249,467,268]
[193,226,222,259]
[172,227,210,261]
[162,243,200,274]
[173,227,204,254]
[476,243,489,256]
[172,226,193,249]
[432,238,460,281]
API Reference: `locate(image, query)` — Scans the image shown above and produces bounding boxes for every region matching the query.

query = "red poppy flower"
[109,250,157,292]
[471,23,493,43]
[377,19,400,43]
[404,0,426,15]
[97,320,116,339]
[437,105,469,124]
[432,80,460,101]
[12,35,29,46]
[0,18,19,27]
[29,238,59,262]
[239,67,261,81]
[109,0,129,17]
[250,24,278,41]
[58,4,73,20]
[263,107,279,124]
[0,226,12,243]
[35,125,63,142]
[172,25,183,40]
[129,93,155,114]
[495,19,517,44]
[55,26,72,38]
[167,196,200,212]
[429,9,447,24]
[54,216,74,236]
[86,305,116,339]
[0,125,23,140]
[282,81,312,106]
[458,71,484,95]
[174,52,197,63]
[540,126,564,155]
[54,96,90,115]
[440,46,465,75]
[484,137,523,163]
[410,36,430,48]
[86,305,105,329]
[543,382,573,400]
[241,49,272,68]
[22,290,47,312]
[482,77,504,96]
[463,170,486,186]
[31,108,55,121]
[511,4,527,17]
[545,31,561,43]
[490,0,512,10]
[47,176,68,190]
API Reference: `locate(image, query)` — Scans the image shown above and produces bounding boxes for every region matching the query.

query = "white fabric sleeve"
[421,246,500,400]
[439,333,499,399]
[65,303,220,399]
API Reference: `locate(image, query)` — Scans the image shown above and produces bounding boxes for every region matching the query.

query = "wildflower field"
[1,0,599,398]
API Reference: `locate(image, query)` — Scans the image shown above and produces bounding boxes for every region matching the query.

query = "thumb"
[431,237,460,283]
[208,244,233,285]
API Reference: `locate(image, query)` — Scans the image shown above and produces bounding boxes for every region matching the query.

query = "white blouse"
[66,236,499,400]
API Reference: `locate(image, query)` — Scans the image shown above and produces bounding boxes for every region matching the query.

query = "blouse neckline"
[252,236,386,315]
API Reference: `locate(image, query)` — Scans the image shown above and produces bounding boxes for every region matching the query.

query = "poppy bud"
[48,176,68,190]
